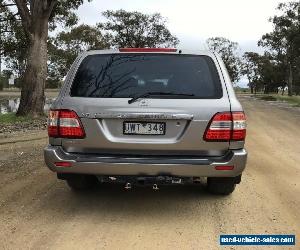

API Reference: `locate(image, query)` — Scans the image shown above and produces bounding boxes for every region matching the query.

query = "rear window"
[70,54,223,99]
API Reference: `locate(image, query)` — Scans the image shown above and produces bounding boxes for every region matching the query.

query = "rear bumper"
[44,146,247,177]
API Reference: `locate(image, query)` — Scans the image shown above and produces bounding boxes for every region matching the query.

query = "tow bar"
[99,176,191,190]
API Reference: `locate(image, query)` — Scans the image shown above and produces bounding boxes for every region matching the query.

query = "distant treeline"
[0,2,299,95]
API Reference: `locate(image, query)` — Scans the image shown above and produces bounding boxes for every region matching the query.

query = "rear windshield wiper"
[128,92,195,104]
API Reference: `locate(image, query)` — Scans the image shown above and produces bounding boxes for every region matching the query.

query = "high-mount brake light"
[119,48,177,52]
[204,112,246,141]
[47,110,85,138]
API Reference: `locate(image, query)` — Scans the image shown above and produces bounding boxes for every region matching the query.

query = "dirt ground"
[0,96,299,250]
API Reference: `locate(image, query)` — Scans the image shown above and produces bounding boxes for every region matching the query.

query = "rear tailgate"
[59,97,230,156]
[57,52,231,156]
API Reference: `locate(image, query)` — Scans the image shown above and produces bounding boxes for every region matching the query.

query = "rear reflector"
[48,110,85,138]
[204,112,246,141]
[215,166,234,170]
[119,48,177,53]
[55,162,72,167]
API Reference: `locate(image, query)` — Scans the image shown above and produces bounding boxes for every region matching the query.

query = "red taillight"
[119,48,177,53]
[204,112,246,141]
[215,165,234,170]
[55,162,72,167]
[48,110,85,138]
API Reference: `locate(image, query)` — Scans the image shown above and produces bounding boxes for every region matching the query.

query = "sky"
[1,0,290,87]
[76,0,289,54]
[76,0,290,87]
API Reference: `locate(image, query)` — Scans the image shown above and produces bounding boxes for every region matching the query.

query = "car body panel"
[44,146,247,177]
[45,49,247,178]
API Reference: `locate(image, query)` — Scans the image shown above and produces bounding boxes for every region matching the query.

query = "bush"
[293,85,300,95]
[12,77,23,88]
[0,74,8,90]
[0,78,3,91]
[260,96,277,101]
[46,78,62,89]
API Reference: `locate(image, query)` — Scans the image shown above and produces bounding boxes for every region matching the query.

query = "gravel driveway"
[0,96,299,249]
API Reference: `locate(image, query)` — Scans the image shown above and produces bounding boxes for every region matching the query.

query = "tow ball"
[152,184,159,191]
[124,182,132,190]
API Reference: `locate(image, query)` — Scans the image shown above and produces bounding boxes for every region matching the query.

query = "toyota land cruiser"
[44,48,247,195]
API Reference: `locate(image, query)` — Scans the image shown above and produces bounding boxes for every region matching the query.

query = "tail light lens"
[204,112,246,141]
[48,110,85,138]
[48,110,59,137]
[232,112,247,140]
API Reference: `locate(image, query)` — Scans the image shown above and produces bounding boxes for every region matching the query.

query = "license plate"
[123,122,166,135]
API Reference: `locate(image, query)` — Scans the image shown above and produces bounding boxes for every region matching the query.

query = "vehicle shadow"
[42,180,232,220]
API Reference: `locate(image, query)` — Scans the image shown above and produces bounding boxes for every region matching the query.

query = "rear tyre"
[66,174,98,191]
[207,177,236,195]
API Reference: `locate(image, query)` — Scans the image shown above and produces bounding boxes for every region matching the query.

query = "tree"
[206,37,241,83]
[0,69,12,90]
[48,24,110,81]
[0,13,28,78]
[1,4,29,91]
[242,52,261,94]
[0,4,21,73]
[99,10,179,48]
[259,1,300,96]
[0,0,91,117]
[242,51,286,94]
[258,53,285,94]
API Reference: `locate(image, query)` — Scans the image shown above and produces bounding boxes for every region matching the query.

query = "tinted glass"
[71,54,222,98]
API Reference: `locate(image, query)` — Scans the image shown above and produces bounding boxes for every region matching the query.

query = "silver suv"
[44,48,247,195]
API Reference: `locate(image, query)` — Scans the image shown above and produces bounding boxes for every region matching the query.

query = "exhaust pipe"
[152,184,159,191]
[125,182,132,190]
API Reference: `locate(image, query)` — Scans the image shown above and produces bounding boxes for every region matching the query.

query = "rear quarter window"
[70,54,223,99]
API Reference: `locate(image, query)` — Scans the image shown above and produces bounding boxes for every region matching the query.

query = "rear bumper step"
[44,146,247,177]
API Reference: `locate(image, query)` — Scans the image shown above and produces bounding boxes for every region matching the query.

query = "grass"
[274,95,300,106]
[0,89,59,98]
[258,94,300,107]
[0,113,35,124]
[234,87,251,94]
[259,95,277,101]
[1,88,60,92]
